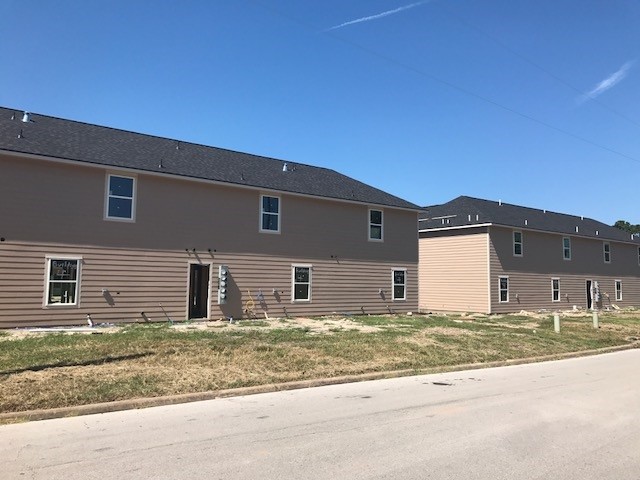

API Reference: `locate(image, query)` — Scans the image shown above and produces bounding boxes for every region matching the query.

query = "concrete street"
[3,350,639,479]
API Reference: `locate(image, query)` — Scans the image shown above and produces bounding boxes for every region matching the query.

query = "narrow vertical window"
[513,231,523,256]
[106,174,135,220]
[260,195,280,233]
[392,269,406,301]
[603,242,611,263]
[369,209,383,241]
[292,265,311,302]
[615,280,622,301]
[551,278,560,302]
[563,237,571,260]
[499,276,509,303]
[45,258,80,306]
[637,247,639,266]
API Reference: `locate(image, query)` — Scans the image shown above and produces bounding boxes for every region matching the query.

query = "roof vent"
[468,214,471,221]
[498,199,502,206]
[595,230,599,236]
[282,162,289,172]
[476,214,479,221]
[524,219,528,226]
[543,209,546,213]
[575,226,579,233]
[21,112,30,123]
[581,216,584,220]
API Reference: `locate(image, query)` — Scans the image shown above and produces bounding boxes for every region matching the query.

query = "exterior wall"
[0,154,418,327]
[419,228,489,313]
[489,226,640,313]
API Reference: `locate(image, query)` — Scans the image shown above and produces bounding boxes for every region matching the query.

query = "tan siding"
[419,231,489,313]
[0,242,418,328]
[489,227,640,313]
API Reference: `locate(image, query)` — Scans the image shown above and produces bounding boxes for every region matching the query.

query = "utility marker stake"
[593,311,599,329]
[553,314,560,333]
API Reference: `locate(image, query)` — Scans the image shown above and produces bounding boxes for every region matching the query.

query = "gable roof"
[0,107,419,210]
[419,196,640,244]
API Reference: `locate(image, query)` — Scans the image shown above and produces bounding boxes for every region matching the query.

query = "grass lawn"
[1,312,638,414]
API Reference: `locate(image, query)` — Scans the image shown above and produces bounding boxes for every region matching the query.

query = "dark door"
[586,280,592,310]
[189,264,210,319]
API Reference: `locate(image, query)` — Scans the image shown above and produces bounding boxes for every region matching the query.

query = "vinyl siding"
[489,226,640,313]
[418,229,489,313]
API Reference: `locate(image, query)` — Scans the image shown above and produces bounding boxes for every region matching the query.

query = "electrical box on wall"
[218,265,229,304]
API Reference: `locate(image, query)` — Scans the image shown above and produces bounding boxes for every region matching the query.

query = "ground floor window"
[615,280,622,301]
[551,278,560,302]
[292,265,311,302]
[46,258,80,306]
[499,276,509,303]
[392,269,406,300]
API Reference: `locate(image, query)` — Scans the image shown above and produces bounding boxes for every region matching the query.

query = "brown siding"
[419,230,489,313]
[0,154,418,327]
[489,226,640,313]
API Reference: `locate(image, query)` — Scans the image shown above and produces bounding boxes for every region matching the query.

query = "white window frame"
[368,208,383,242]
[615,280,622,302]
[551,277,560,302]
[603,242,611,264]
[105,173,136,222]
[291,264,312,302]
[260,194,281,234]
[392,268,407,301]
[44,256,82,307]
[498,276,509,303]
[562,237,571,261]
[513,231,523,257]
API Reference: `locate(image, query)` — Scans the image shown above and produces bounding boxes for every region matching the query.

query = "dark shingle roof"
[0,107,419,210]
[419,196,640,244]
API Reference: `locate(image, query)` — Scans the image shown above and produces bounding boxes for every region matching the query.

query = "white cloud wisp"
[326,1,431,31]
[580,60,635,103]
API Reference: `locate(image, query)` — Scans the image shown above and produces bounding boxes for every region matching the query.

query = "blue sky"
[1,0,638,224]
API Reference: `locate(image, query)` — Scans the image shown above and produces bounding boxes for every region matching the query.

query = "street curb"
[1,342,637,424]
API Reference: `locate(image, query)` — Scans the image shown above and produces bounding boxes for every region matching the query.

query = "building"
[419,196,640,314]
[0,108,419,328]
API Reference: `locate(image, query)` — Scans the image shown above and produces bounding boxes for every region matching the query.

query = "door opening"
[586,280,592,310]
[188,264,210,319]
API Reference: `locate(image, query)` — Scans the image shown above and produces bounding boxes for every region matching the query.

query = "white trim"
[368,208,384,242]
[551,277,560,302]
[615,279,622,302]
[291,264,312,303]
[513,230,523,257]
[2,149,420,213]
[259,194,281,234]
[419,223,493,233]
[104,172,137,222]
[498,276,509,303]
[43,256,82,308]
[391,268,407,301]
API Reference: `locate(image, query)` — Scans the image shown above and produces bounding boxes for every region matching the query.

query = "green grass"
[1,313,638,414]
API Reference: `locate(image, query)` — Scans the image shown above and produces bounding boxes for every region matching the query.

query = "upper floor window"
[106,174,136,221]
[260,195,280,233]
[513,231,523,256]
[369,209,383,241]
[551,278,560,302]
[45,257,81,306]
[637,247,640,266]
[292,265,311,302]
[603,242,611,263]
[392,269,406,301]
[615,280,622,301]
[499,276,509,303]
[563,237,571,260]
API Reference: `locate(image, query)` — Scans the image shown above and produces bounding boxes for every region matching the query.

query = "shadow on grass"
[0,352,153,376]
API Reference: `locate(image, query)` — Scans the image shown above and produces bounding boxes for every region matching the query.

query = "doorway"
[188,264,210,319]
[585,280,592,310]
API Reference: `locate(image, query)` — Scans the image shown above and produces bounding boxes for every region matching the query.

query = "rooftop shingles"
[0,107,419,210]
[419,196,640,244]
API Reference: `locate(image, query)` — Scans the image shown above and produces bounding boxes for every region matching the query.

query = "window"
[392,269,406,301]
[637,247,639,266]
[551,278,560,302]
[292,265,311,302]
[563,237,571,260]
[603,242,611,263]
[615,280,622,301]
[513,231,523,256]
[499,276,509,303]
[106,174,135,220]
[45,258,80,306]
[369,209,383,241]
[260,195,280,233]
